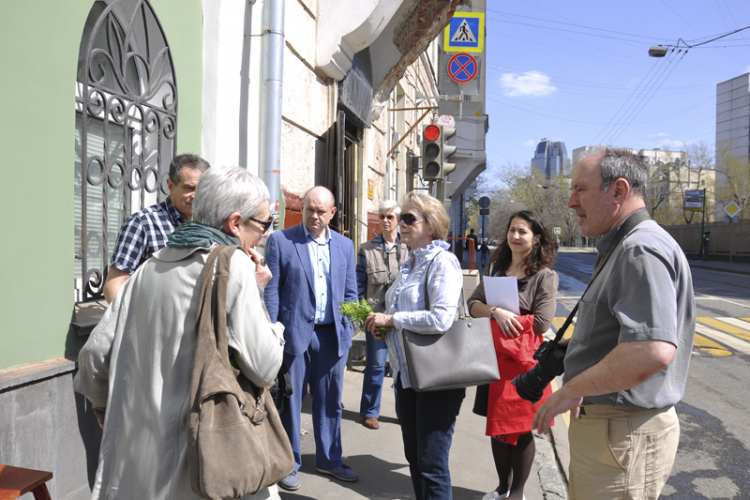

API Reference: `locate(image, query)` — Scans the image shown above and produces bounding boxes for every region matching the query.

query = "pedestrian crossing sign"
[444,12,485,53]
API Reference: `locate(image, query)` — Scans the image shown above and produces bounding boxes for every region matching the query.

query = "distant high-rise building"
[531,139,567,180]
[716,73,749,171]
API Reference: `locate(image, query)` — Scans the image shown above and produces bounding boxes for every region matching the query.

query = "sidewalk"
[687,257,750,275]
[279,368,568,500]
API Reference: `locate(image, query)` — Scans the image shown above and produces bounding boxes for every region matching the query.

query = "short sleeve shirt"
[563,218,696,409]
[109,198,185,274]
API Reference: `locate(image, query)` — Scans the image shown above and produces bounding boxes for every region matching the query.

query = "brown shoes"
[362,417,380,429]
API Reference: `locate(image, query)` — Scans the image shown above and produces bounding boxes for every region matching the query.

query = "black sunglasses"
[399,213,423,226]
[249,216,274,232]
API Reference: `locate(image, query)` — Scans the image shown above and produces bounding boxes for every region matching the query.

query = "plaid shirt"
[109,197,185,274]
[384,240,463,389]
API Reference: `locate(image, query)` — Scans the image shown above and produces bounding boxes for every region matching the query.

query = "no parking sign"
[447,53,477,83]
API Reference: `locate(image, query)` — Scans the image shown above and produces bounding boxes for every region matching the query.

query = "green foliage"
[337,298,388,334]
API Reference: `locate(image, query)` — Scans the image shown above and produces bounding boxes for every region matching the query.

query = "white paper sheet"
[482,276,520,315]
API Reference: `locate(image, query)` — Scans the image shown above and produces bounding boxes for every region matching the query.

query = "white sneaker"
[481,491,509,500]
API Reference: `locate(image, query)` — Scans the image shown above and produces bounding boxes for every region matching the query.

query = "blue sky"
[481,0,750,178]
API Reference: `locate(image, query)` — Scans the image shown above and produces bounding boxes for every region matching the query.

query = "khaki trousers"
[568,405,680,500]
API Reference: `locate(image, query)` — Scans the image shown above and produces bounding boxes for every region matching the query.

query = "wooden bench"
[0,465,52,500]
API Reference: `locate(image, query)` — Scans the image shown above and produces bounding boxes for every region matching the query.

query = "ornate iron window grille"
[75,0,177,302]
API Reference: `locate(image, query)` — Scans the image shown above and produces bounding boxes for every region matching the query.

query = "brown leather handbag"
[187,246,293,499]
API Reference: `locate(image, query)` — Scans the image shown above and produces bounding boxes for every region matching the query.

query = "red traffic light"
[424,125,440,142]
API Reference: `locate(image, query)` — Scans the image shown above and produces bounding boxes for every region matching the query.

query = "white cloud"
[500,71,557,97]
[523,139,536,147]
[649,132,669,138]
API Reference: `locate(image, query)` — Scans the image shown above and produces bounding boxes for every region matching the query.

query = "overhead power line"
[592,25,747,146]
[486,8,661,42]
[606,50,689,145]
[661,25,750,50]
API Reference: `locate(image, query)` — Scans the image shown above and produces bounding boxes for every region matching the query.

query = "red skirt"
[485,315,553,438]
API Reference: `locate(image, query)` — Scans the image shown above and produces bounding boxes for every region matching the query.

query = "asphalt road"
[553,250,750,500]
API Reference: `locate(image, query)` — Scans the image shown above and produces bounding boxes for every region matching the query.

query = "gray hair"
[379,199,401,215]
[584,146,648,199]
[169,153,211,184]
[192,167,270,228]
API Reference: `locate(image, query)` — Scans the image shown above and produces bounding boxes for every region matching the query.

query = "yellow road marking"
[693,333,733,357]
[697,318,750,343]
[552,317,574,339]
[717,317,750,332]
[695,323,750,355]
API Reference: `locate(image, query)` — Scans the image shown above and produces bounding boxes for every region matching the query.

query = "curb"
[535,431,567,500]
[688,262,750,276]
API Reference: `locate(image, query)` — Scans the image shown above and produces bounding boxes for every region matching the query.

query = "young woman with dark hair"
[467,210,559,500]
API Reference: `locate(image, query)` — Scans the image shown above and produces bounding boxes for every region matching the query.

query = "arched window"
[74,0,177,302]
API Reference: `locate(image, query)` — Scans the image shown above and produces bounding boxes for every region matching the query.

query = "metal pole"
[730,220,734,269]
[260,0,285,216]
[700,189,706,258]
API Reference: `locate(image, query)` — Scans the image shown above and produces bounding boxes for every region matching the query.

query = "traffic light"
[422,124,442,180]
[442,127,457,177]
[421,124,458,181]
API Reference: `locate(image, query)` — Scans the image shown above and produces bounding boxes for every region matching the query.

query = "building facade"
[716,73,750,219]
[716,73,750,171]
[531,139,567,180]
[0,0,469,497]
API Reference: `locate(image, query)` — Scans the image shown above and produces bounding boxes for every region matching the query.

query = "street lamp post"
[649,45,668,57]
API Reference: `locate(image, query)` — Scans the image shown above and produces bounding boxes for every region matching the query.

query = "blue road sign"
[444,13,485,53]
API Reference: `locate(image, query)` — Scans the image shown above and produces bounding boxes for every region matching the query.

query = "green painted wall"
[0,0,203,371]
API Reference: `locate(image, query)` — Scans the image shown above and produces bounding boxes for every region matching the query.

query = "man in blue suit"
[264,186,359,491]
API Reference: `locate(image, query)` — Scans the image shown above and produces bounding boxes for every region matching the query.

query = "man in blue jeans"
[355,200,409,429]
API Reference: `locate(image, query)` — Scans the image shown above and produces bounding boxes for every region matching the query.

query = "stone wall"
[0,359,101,500]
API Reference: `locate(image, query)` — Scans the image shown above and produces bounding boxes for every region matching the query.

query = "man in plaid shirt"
[102,154,210,302]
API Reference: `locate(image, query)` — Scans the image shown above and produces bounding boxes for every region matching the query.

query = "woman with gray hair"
[356,199,409,430]
[74,167,286,500]
[364,191,465,499]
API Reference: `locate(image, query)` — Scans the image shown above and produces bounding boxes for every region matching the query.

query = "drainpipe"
[259,0,285,215]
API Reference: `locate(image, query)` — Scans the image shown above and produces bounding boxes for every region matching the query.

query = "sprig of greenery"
[338,298,388,335]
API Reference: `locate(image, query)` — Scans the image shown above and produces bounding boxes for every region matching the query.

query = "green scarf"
[167,221,242,249]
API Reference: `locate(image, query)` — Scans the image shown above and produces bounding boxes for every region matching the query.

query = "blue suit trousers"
[282,323,347,471]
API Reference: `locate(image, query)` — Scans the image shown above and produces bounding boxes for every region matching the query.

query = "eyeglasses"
[249,216,274,232]
[379,214,396,221]
[399,213,423,226]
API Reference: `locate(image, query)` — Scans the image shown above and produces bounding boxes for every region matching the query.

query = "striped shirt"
[109,197,185,274]
[384,239,463,389]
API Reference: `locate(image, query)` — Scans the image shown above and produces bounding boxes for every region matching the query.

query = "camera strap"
[551,209,651,343]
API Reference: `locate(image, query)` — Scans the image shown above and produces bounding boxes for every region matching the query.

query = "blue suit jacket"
[264,224,358,357]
